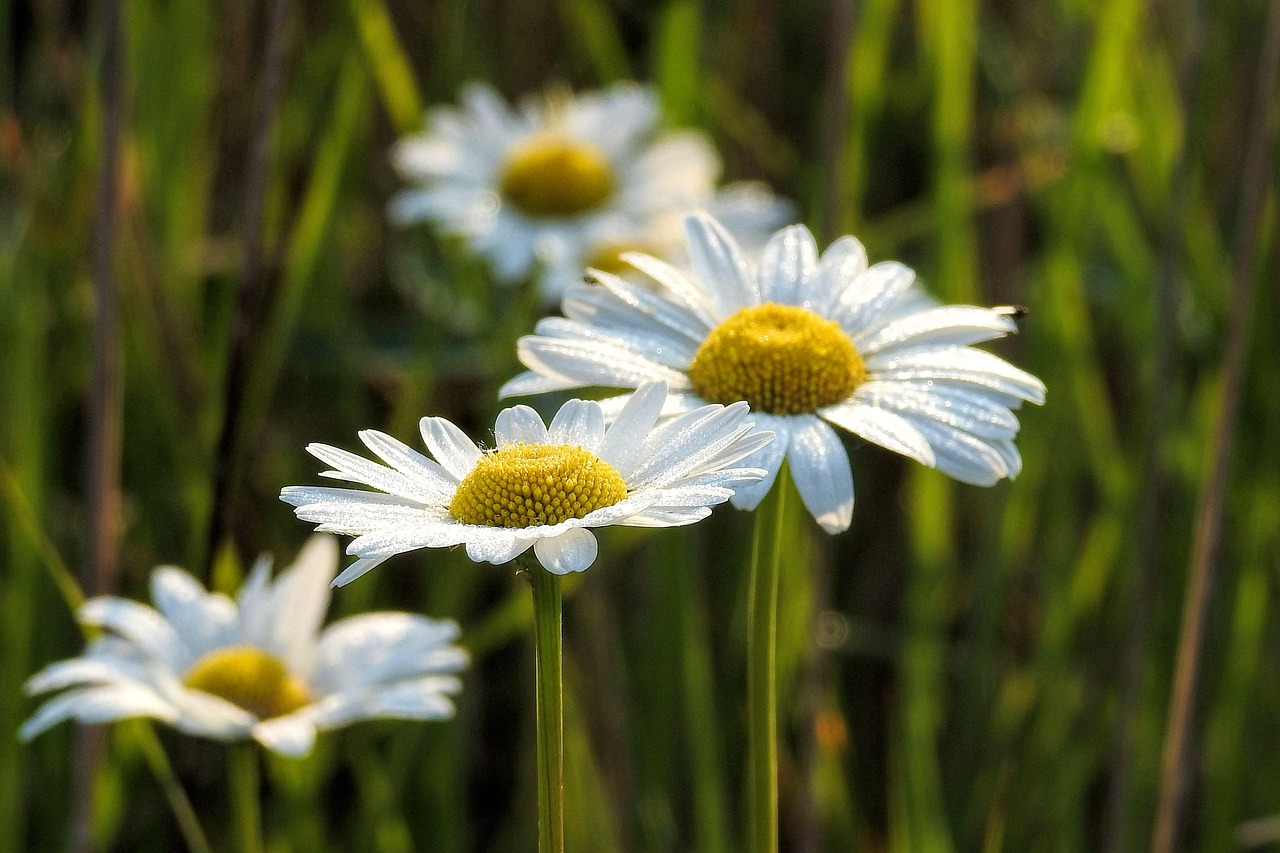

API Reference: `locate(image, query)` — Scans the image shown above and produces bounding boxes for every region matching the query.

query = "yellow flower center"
[687,303,867,415]
[183,646,312,720]
[449,443,629,528]
[499,136,615,218]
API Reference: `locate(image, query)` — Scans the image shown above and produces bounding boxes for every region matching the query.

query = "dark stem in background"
[75,0,125,847]
[1101,2,1201,849]
[1150,3,1280,852]
[205,0,291,574]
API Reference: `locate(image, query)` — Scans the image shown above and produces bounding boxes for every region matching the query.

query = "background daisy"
[21,536,468,757]
[390,82,782,299]
[501,212,1046,533]
[281,382,773,581]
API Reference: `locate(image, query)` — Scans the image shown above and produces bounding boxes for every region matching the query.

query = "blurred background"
[2,0,1278,850]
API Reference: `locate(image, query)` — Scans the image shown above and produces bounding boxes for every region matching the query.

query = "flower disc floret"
[183,646,312,720]
[688,303,867,415]
[500,136,615,218]
[449,443,629,528]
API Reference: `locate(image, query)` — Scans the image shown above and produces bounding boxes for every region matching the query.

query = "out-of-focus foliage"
[1,0,1276,850]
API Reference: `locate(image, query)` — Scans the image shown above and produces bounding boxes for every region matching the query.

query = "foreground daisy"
[390,82,775,300]
[281,382,773,583]
[501,212,1046,533]
[21,536,467,757]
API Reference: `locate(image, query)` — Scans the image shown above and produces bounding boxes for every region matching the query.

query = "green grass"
[2,0,1278,850]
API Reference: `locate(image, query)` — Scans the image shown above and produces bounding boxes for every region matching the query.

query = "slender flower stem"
[529,565,565,853]
[229,742,264,853]
[747,464,790,853]
[132,723,213,853]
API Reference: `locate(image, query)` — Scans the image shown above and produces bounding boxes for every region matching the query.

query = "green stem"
[747,465,790,853]
[229,742,264,853]
[133,723,213,853]
[530,565,565,853]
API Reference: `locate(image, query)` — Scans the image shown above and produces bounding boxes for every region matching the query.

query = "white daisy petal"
[419,417,483,479]
[904,418,1010,485]
[534,529,599,574]
[358,430,458,495]
[819,401,935,467]
[728,416,793,511]
[311,677,462,728]
[465,532,536,565]
[855,306,1018,355]
[684,211,758,312]
[785,419,854,534]
[332,557,390,588]
[253,714,317,758]
[548,399,606,450]
[814,235,869,311]
[517,335,690,390]
[865,347,1046,404]
[149,567,237,663]
[596,381,668,473]
[853,380,1020,440]
[495,405,550,446]
[78,597,184,671]
[831,261,917,335]
[312,614,466,696]
[499,369,582,399]
[20,684,179,741]
[307,443,440,503]
[267,535,337,672]
[758,224,819,306]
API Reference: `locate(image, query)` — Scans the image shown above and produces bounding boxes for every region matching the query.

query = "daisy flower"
[20,536,467,757]
[500,212,1046,534]
[280,382,773,584]
[390,82,732,300]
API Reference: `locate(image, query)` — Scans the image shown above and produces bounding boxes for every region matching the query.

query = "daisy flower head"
[500,212,1046,534]
[390,81,722,300]
[281,382,773,583]
[20,536,467,758]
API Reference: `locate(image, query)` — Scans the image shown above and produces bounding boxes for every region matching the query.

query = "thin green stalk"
[530,566,565,853]
[746,465,790,853]
[229,742,264,853]
[131,723,213,853]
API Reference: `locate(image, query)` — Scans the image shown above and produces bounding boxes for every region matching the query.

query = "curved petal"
[785,420,854,533]
[78,598,183,671]
[534,528,599,574]
[149,567,237,663]
[815,235,868,311]
[758,224,818,306]
[683,212,757,313]
[419,417,483,480]
[830,261,916,335]
[819,401,935,467]
[855,306,1018,356]
[728,416,793,510]
[253,715,318,758]
[358,430,458,496]
[548,399,606,450]
[495,405,549,446]
[310,676,462,728]
[332,557,389,589]
[312,613,466,696]
[464,531,534,565]
[20,684,179,741]
[264,535,337,673]
[596,382,667,474]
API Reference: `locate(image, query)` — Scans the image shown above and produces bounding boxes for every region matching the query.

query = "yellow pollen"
[183,646,312,720]
[449,443,629,528]
[687,303,867,415]
[499,136,615,218]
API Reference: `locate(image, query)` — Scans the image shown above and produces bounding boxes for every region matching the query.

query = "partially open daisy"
[501,212,1046,534]
[20,536,467,757]
[390,82,724,299]
[280,382,772,583]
